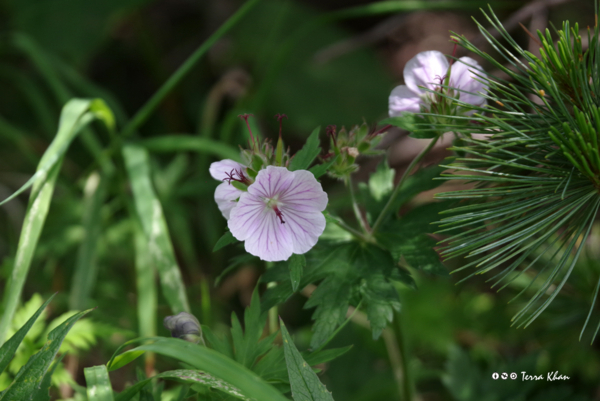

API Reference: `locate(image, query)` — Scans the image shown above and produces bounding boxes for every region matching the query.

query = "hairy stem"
[371,137,439,235]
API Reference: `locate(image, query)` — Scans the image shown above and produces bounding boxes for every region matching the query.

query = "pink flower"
[209,159,250,219]
[389,50,487,116]
[228,166,328,262]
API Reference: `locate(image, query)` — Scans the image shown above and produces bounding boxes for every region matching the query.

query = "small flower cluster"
[210,115,328,262]
[389,50,487,118]
[324,123,385,179]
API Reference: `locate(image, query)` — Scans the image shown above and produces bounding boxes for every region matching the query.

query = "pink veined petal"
[228,192,294,262]
[389,85,422,116]
[209,159,247,182]
[450,57,488,107]
[404,51,449,95]
[214,182,243,220]
[281,206,326,254]
[278,169,328,213]
[250,166,295,200]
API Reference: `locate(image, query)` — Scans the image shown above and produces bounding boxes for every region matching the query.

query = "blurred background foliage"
[0,0,599,399]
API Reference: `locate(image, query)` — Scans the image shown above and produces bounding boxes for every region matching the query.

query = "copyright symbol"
[501,372,508,380]
[492,372,499,380]
[510,372,517,380]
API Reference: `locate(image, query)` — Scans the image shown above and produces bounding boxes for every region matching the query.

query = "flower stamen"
[223,168,250,185]
[273,205,285,224]
[275,113,288,139]
[238,114,256,148]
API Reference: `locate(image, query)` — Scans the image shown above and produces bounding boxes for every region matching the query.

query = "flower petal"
[214,182,243,220]
[404,51,449,95]
[282,207,326,255]
[228,192,293,262]
[209,159,247,182]
[279,169,328,212]
[450,57,488,107]
[389,85,422,116]
[250,166,295,200]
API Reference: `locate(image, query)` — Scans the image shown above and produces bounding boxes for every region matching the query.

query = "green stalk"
[371,137,440,235]
[121,0,261,139]
[347,175,370,234]
[393,310,413,401]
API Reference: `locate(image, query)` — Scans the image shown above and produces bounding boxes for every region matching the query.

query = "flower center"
[265,196,285,224]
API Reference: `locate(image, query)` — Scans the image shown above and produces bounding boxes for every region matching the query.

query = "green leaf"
[122,143,190,314]
[368,159,395,201]
[113,338,288,401]
[31,354,64,401]
[280,320,335,401]
[354,246,401,339]
[0,98,114,345]
[0,293,55,376]
[0,308,93,401]
[309,155,338,179]
[380,115,439,138]
[289,254,306,292]
[400,235,447,276]
[117,369,251,401]
[290,127,321,171]
[84,365,115,401]
[69,171,111,310]
[213,231,238,252]
[306,276,352,350]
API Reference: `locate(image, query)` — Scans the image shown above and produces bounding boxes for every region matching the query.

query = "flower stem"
[371,137,440,235]
[334,218,374,243]
[347,175,370,234]
[393,310,413,401]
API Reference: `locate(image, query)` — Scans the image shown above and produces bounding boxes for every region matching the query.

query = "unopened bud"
[164,312,204,345]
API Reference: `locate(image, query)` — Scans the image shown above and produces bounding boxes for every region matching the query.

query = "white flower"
[227,166,328,262]
[389,50,487,117]
[209,159,250,219]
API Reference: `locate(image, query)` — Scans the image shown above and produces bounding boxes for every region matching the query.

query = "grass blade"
[134,222,157,373]
[69,171,111,310]
[122,144,190,314]
[84,365,115,401]
[0,99,114,345]
[113,337,288,401]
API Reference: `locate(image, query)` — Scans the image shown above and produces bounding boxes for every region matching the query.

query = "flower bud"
[163,312,203,344]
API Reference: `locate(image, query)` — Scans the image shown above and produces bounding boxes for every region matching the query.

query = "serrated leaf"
[289,254,306,292]
[354,246,401,339]
[400,235,447,276]
[280,320,335,401]
[309,155,338,179]
[290,127,321,171]
[368,160,395,201]
[306,277,352,350]
[213,231,237,252]
[0,294,55,376]
[84,365,115,401]
[0,308,93,401]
